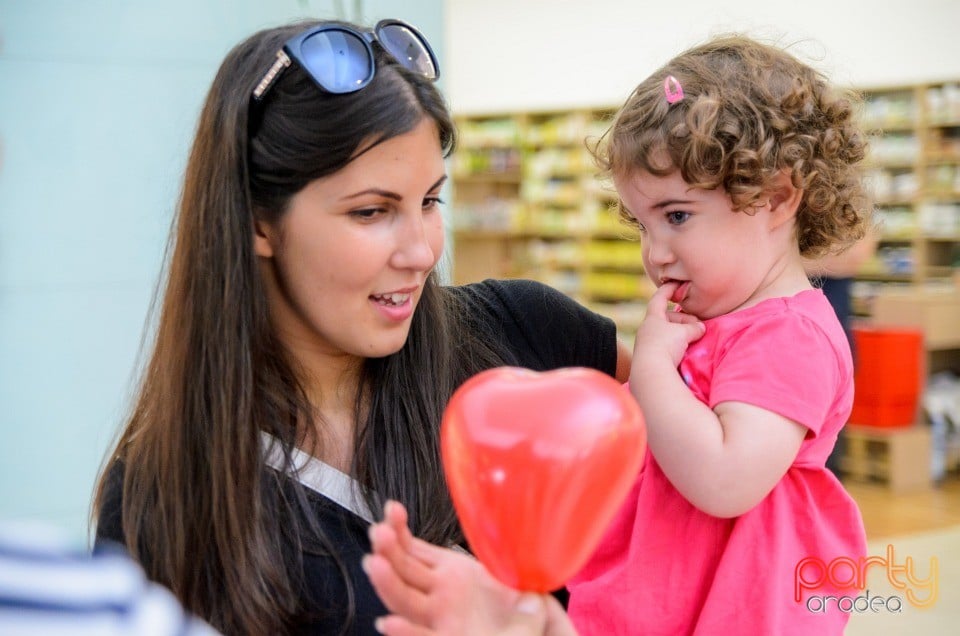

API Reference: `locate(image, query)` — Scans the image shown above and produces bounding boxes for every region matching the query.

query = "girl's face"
[615,169,797,320]
[255,118,446,360]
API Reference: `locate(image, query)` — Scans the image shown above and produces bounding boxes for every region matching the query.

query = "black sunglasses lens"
[377,23,438,79]
[299,29,372,93]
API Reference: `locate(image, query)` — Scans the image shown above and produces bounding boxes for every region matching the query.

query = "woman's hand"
[363,501,578,636]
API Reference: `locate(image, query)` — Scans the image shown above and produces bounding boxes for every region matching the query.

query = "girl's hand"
[364,501,578,636]
[633,281,705,372]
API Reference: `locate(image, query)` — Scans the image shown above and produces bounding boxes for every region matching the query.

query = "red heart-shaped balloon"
[441,366,646,592]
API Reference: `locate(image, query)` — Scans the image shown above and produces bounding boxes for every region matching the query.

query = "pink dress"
[567,290,867,635]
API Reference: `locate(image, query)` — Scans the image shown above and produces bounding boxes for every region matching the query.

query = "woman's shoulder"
[93,460,126,550]
[445,278,617,373]
[447,278,583,315]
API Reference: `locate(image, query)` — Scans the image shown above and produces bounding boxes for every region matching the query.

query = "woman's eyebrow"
[341,175,448,201]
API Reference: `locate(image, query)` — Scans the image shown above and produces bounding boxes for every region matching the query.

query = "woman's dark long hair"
[92,20,504,635]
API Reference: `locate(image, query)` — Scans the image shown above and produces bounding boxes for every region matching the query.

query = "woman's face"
[255,117,446,361]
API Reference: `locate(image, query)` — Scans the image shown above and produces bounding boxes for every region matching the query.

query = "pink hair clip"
[663,75,684,104]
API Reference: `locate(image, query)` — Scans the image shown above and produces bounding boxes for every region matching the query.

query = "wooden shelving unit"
[450,108,650,334]
[852,81,960,317]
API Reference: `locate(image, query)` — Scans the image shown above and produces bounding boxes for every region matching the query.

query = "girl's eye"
[666,211,690,225]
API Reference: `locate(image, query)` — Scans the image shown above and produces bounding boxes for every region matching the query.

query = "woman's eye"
[423,196,445,210]
[666,211,690,225]
[350,208,385,220]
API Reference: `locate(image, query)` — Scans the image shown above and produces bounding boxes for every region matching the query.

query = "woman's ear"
[767,170,803,229]
[253,219,275,258]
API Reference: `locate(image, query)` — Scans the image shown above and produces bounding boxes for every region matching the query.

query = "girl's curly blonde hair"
[596,35,872,258]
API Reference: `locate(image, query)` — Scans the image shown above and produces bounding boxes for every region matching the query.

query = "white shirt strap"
[260,432,375,524]
[259,432,471,555]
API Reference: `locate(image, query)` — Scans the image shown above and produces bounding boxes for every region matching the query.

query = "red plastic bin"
[849,326,923,428]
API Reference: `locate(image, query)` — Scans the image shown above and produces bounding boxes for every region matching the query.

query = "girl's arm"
[364,501,578,636]
[631,283,807,518]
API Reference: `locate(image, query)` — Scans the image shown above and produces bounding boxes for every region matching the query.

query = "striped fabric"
[0,524,220,636]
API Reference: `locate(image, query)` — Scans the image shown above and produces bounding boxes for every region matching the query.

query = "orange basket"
[849,326,923,428]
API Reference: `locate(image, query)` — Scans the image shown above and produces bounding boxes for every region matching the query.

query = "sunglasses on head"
[252,19,439,102]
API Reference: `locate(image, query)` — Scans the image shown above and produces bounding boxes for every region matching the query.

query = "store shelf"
[851,81,960,340]
[449,108,641,327]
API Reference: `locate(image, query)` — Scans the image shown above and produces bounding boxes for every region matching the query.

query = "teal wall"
[0,0,444,543]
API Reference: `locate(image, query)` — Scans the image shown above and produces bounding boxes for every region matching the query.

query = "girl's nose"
[644,236,674,266]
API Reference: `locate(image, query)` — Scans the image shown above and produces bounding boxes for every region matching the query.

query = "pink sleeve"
[707,314,843,437]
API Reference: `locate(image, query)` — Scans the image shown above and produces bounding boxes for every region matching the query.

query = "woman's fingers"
[373,614,436,636]
[369,522,437,592]
[364,553,433,625]
[383,500,412,547]
[543,594,580,636]
[368,501,557,636]
[382,501,446,568]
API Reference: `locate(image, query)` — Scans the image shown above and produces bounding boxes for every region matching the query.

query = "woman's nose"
[392,212,440,271]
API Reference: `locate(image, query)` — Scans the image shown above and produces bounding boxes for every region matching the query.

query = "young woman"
[92,18,628,636]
